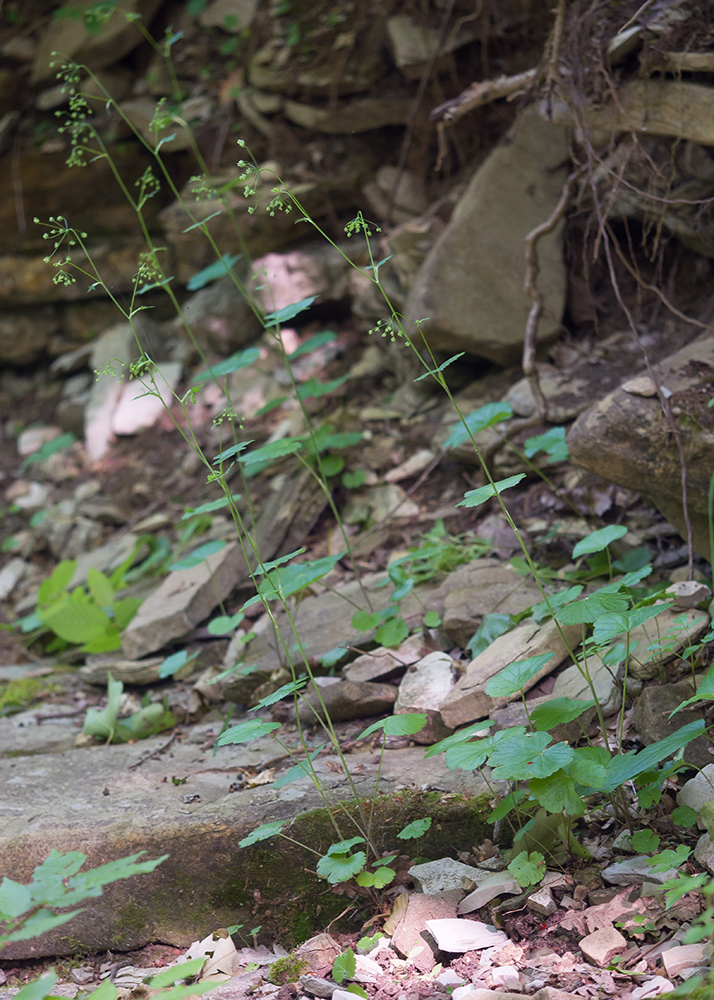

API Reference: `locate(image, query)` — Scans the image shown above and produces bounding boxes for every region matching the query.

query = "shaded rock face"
[405,106,568,364]
[567,332,714,558]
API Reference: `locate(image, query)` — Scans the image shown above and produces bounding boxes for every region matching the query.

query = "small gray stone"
[694,833,714,875]
[527,887,556,917]
[121,542,244,659]
[409,858,476,901]
[601,856,678,886]
[458,871,520,912]
[298,975,336,998]
[678,764,714,821]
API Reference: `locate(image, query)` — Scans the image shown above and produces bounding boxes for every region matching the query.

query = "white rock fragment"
[424,918,508,952]
[631,977,675,998]
[580,925,627,966]
[665,580,712,609]
[662,943,709,979]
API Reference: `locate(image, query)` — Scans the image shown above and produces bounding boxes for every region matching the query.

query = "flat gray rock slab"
[568,332,714,558]
[426,559,541,649]
[601,856,678,886]
[0,705,78,758]
[440,619,582,728]
[0,724,490,959]
[405,106,567,364]
[121,542,244,659]
[240,574,435,675]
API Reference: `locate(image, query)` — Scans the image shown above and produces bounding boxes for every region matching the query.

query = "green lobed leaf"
[288,330,337,359]
[528,771,585,816]
[672,804,699,827]
[0,877,31,919]
[195,347,260,383]
[565,749,608,789]
[355,867,395,888]
[238,437,306,476]
[557,589,629,626]
[0,910,81,947]
[507,850,546,889]
[264,296,316,326]
[327,837,365,855]
[332,948,356,984]
[524,426,569,464]
[592,603,669,645]
[216,719,281,746]
[488,731,574,781]
[572,525,628,558]
[67,852,167,897]
[375,616,410,648]
[397,817,432,840]
[186,253,241,291]
[444,401,513,449]
[358,713,427,740]
[466,613,514,657]
[251,678,307,710]
[458,474,526,509]
[648,845,691,872]
[181,493,241,519]
[317,851,366,885]
[239,821,286,847]
[351,610,381,631]
[169,539,226,570]
[484,653,554,698]
[272,745,324,789]
[631,830,660,853]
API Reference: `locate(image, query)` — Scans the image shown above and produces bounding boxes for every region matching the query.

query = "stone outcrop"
[568,332,714,559]
[405,106,568,364]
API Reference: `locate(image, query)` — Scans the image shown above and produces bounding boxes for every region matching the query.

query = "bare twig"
[127,731,178,769]
[522,168,584,422]
[430,67,538,125]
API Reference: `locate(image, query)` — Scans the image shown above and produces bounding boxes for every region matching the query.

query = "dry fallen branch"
[430,67,538,124]
[523,168,584,421]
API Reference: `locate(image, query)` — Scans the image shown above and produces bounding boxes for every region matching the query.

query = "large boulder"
[405,106,568,364]
[568,332,714,558]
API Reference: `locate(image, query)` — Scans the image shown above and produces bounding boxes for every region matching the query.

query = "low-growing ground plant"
[26,9,714,983]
